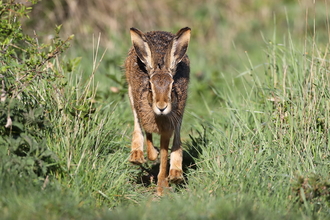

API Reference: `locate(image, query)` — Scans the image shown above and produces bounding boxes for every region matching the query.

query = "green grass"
[1,0,330,219]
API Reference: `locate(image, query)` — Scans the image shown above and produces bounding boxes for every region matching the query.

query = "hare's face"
[150,73,174,115]
[129,27,191,116]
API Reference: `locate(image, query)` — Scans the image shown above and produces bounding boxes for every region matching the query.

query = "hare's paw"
[129,150,145,165]
[147,146,159,161]
[168,169,184,184]
[156,177,170,196]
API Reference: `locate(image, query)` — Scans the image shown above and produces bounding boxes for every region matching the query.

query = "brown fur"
[125,27,191,196]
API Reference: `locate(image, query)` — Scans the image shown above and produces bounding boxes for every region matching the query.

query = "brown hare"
[125,27,191,196]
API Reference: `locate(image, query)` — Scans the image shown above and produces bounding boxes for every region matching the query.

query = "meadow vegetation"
[1,0,330,219]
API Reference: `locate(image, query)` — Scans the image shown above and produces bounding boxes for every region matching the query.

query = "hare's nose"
[158,105,167,112]
[154,102,170,115]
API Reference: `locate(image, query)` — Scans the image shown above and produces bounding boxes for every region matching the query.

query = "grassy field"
[1,0,330,219]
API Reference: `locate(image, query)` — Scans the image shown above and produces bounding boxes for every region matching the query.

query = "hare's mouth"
[153,103,171,115]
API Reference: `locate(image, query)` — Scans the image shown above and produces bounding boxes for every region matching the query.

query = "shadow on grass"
[132,127,207,191]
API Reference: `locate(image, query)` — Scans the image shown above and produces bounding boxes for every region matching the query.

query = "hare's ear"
[167,27,191,70]
[130,28,154,69]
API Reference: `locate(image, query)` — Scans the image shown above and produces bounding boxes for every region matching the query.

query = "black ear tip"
[176,27,191,36]
[130,27,143,35]
[181,27,191,32]
[130,28,146,39]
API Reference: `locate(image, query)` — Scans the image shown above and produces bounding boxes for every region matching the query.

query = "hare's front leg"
[129,109,145,164]
[168,129,184,183]
[156,133,171,196]
[146,132,159,161]
[128,86,145,164]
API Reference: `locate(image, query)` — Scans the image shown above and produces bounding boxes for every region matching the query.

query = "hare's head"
[130,27,191,115]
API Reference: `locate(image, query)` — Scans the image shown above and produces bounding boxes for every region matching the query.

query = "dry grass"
[28,0,326,51]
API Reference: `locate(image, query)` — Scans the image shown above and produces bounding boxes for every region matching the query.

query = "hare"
[125,27,191,196]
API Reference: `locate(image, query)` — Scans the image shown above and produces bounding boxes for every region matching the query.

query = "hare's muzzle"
[150,73,174,115]
[154,101,171,115]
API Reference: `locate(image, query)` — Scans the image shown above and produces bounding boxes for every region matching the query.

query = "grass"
[1,0,330,219]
